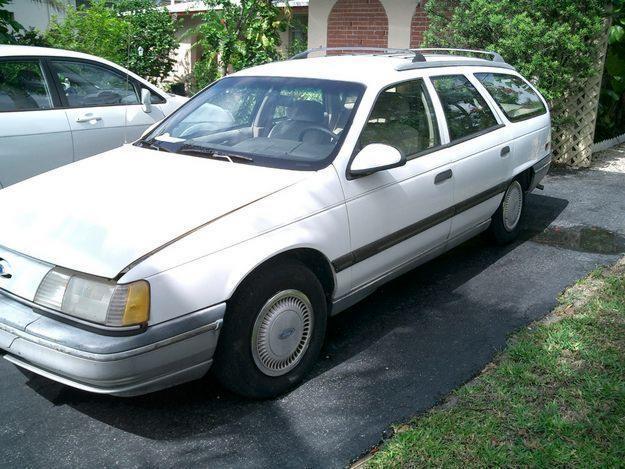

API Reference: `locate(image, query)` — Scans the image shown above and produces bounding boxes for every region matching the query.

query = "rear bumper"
[529,153,552,192]
[0,291,225,396]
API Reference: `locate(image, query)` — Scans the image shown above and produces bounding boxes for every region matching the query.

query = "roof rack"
[396,48,515,72]
[291,47,426,63]
[414,48,506,62]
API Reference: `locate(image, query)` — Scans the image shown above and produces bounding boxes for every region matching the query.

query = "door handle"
[500,146,511,157]
[76,114,102,123]
[434,169,453,184]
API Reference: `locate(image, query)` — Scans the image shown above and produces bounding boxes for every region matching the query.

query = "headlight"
[34,268,150,327]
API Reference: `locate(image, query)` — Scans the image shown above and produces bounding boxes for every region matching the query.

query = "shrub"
[424,0,609,128]
[191,0,286,90]
[45,0,179,82]
[596,1,625,141]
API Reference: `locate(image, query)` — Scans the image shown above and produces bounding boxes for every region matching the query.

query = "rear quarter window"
[475,73,546,122]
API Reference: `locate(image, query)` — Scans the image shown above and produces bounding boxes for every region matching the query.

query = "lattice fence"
[552,19,612,167]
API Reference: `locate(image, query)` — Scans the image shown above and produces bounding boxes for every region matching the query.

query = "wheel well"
[240,248,336,303]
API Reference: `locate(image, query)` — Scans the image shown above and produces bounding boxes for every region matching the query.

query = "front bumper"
[0,291,225,396]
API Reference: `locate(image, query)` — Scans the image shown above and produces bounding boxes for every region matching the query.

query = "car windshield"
[140,76,365,170]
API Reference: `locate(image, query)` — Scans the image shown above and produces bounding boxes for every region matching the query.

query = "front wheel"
[213,259,327,399]
[487,179,525,245]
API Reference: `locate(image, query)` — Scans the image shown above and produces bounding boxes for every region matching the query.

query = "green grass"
[367,260,625,468]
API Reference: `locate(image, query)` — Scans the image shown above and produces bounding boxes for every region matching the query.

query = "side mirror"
[349,143,406,177]
[141,88,152,113]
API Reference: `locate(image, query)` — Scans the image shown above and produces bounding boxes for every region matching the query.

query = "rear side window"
[431,75,498,142]
[475,73,546,122]
[359,79,440,158]
[0,60,53,112]
[49,60,139,108]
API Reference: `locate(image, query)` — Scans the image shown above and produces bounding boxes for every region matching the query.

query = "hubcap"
[251,289,313,377]
[502,180,523,232]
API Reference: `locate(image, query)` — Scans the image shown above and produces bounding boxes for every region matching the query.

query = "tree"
[45,0,179,82]
[192,0,286,90]
[424,0,608,128]
[112,0,179,81]
[45,0,129,65]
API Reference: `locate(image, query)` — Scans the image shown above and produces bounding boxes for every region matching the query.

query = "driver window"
[49,60,139,108]
[359,79,440,159]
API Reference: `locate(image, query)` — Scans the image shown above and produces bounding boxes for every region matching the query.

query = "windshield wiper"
[136,138,173,152]
[177,144,254,163]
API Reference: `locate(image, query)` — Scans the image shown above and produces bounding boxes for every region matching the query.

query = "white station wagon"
[0,45,187,188]
[0,48,551,398]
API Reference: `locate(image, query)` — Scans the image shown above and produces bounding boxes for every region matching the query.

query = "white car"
[0,45,187,188]
[0,49,551,398]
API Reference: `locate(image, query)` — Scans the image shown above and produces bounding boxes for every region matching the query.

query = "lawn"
[366,258,625,468]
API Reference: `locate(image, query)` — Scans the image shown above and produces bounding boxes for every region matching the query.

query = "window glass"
[0,60,53,111]
[475,73,546,122]
[359,79,440,157]
[50,60,139,107]
[431,75,498,141]
[145,76,365,171]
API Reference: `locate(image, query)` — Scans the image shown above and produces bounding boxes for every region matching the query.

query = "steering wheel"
[299,126,338,143]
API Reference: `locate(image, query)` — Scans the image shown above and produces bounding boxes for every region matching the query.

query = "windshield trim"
[136,75,367,172]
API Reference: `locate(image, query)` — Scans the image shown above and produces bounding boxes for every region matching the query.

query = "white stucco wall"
[5,0,76,32]
[308,0,419,49]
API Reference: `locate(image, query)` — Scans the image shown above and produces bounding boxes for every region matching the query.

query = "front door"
[47,59,159,160]
[338,78,454,291]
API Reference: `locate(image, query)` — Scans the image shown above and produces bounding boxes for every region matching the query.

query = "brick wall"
[327,0,389,48]
[410,3,429,48]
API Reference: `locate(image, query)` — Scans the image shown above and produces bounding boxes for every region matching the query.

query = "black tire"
[487,179,526,245]
[213,259,327,399]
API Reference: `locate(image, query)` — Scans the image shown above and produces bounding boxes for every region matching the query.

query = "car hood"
[0,145,307,279]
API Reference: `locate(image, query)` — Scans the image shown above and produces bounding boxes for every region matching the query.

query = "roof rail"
[413,48,506,63]
[291,47,426,63]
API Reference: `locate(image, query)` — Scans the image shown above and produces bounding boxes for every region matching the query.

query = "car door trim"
[333,178,511,272]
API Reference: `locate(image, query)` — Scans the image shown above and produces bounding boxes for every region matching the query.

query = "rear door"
[0,58,73,188]
[47,59,164,160]
[429,74,512,239]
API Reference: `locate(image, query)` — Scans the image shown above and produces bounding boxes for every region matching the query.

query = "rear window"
[431,75,499,142]
[475,73,546,122]
[0,60,53,112]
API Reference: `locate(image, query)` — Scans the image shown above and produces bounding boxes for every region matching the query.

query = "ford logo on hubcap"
[0,258,12,279]
[279,327,296,340]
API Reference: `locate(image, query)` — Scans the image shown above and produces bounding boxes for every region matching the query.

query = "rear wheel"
[213,259,327,398]
[487,179,525,245]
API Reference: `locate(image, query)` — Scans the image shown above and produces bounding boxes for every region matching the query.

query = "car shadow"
[22,192,568,443]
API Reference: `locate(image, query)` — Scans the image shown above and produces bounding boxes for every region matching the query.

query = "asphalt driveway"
[2,152,624,468]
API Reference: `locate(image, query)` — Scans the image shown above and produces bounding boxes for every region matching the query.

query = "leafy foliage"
[45,0,179,82]
[45,0,129,65]
[596,1,625,141]
[423,0,609,128]
[0,0,24,44]
[112,0,179,81]
[191,0,286,91]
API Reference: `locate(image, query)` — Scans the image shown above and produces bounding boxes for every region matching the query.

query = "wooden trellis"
[552,19,612,167]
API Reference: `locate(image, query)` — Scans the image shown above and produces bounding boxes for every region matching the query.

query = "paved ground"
[2,150,624,468]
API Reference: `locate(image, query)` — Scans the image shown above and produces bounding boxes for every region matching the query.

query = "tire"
[487,179,525,245]
[213,259,327,399]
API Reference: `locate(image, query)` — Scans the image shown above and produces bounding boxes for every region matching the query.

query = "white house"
[5,0,76,32]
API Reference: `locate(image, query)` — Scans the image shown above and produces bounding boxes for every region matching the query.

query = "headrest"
[289,100,324,123]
